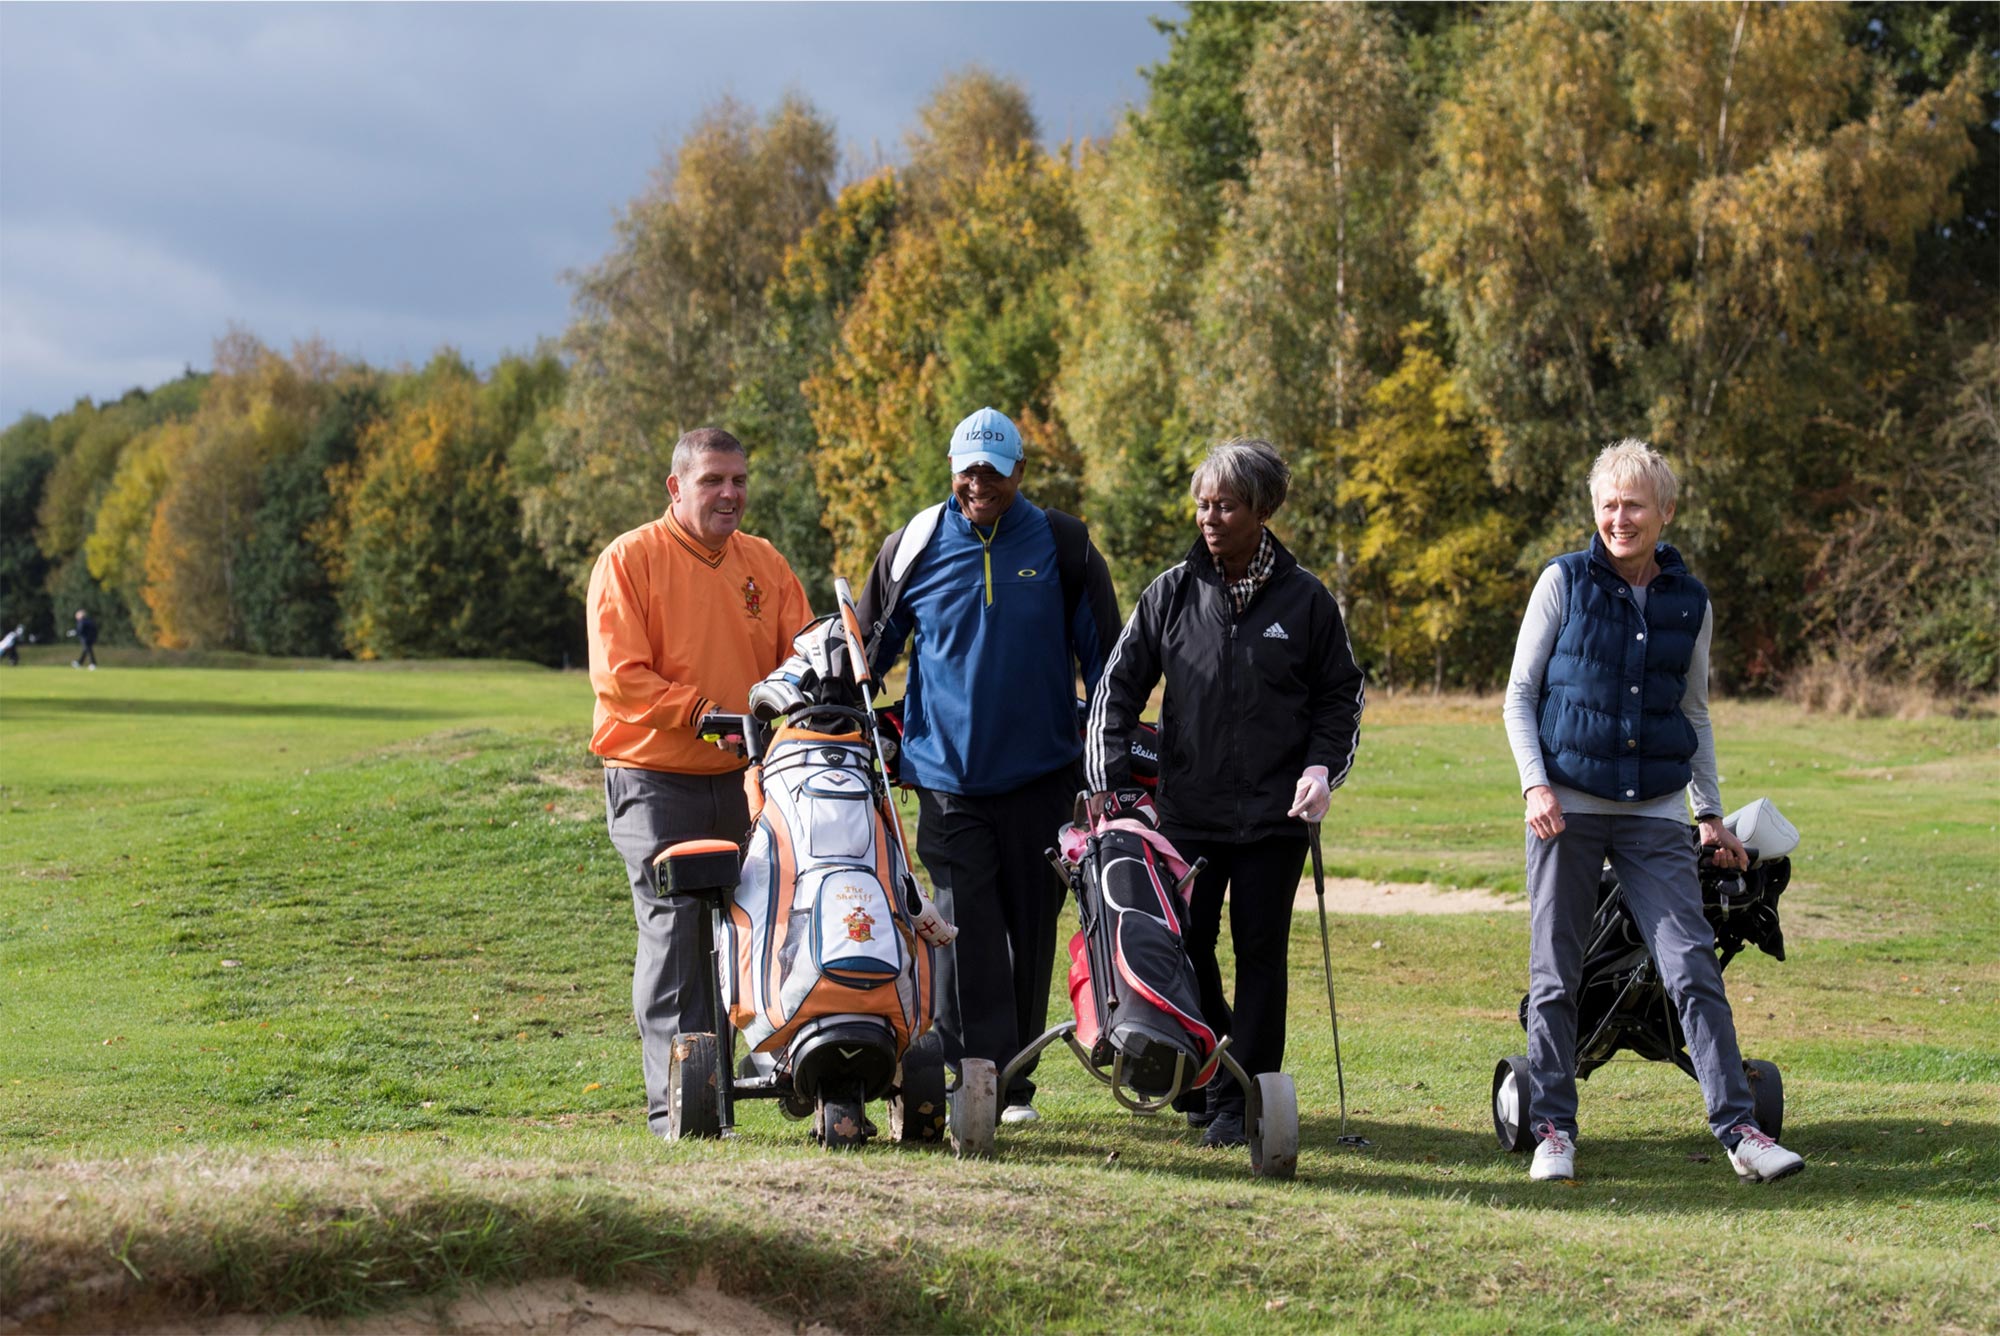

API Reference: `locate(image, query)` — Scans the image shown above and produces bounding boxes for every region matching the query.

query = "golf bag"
[722,617,935,1101]
[1056,788,1219,1098]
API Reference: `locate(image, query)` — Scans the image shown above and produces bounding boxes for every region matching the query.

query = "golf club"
[1310,821,1372,1148]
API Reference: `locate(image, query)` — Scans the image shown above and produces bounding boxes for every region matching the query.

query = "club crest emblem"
[844,907,875,943]
[741,576,763,620]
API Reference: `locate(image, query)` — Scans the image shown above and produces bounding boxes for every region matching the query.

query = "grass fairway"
[2,661,1996,1332]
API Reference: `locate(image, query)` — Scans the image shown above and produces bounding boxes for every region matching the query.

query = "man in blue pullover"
[857,407,1120,1124]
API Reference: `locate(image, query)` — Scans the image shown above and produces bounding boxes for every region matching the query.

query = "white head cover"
[790,614,851,689]
[1724,798,1800,862]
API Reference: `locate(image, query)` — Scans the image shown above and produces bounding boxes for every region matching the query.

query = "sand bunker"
[41,1279,834,1336]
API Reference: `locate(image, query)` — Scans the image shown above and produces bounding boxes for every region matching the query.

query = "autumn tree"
[235,377,384,657]
[900,66,1041,212]
[809,140,1084,578]
[1799,335,2000,696]
[1339,326,1523,691]
[330,351,576,663]
[1059,3,1285,597]
[0,416,57,640]
[138,335,341,649]
[726,170,904,607]
[1418,1,1985,682]
[1186,2,1424,601]
[526,95,838,593]
[83,417,194,644]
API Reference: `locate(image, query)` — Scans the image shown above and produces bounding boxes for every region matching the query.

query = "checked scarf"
[1215,528,1276,616]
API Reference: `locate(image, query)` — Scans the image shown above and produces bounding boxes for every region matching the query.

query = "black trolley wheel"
[1492,1055,1532,1153]
[889,1033,949,1146]
[816,1083,871,1151]
[1744,1059,1784,1143]
[1247,1072,1299,1180]
[665,1033,722,1141]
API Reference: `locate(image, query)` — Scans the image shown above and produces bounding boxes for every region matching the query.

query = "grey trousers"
[604,765,750,1139]
[1525,812,1758,1147]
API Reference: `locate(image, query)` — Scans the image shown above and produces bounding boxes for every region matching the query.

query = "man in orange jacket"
[587,427,812,1140]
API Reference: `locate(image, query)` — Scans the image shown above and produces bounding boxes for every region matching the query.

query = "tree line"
[2,2,1993,691]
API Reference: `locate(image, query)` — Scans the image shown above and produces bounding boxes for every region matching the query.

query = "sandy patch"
[35,1278,832,1336]
[1295,876,1522,915]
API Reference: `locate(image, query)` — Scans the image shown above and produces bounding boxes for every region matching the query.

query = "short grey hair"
[671,427,746,479]
[1190,436,1291,518]
[1588,438,1678,513]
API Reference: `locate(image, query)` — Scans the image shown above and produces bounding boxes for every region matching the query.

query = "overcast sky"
[0,2,1172,426]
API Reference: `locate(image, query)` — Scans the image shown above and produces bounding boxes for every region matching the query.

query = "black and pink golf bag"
[1056,788,1219,1099]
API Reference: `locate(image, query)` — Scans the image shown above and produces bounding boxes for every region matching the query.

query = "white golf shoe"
[1529,1121,1576,1181]
[1727,1125,1804,1183]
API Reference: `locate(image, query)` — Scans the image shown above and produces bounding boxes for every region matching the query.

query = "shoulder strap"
[866,502,947,658]
[1047,507,1089,630]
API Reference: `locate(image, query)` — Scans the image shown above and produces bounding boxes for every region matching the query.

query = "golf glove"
[1287,765,1331,822]
[911,886,957,946]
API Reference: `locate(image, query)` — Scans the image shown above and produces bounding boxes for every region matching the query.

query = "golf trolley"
[653,711,948,1152]
[991,788,1299,1179]
[1490,799,1799,1153]
[651,580,955,1152]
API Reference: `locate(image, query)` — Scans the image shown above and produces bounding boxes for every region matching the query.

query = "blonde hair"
[1587,438,1678,513]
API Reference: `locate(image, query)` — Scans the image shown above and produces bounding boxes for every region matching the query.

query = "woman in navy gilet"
[1501,440,1804,1185]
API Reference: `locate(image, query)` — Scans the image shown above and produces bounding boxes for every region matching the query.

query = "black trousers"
[915,763,1078,1105]
[1176,833,1310,1115]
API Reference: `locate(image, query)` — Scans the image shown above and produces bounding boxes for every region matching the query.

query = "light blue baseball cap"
[948,406,1023,476]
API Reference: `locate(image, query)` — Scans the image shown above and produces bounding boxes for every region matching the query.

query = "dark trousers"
[915,763,1077,1105]
[604,765,751,1140]
[1176,833,1310,1115]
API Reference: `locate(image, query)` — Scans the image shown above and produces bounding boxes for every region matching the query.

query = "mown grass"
[1,661,1995,1332]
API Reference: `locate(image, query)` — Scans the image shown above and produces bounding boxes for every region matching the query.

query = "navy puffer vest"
[1536,537,1707,802]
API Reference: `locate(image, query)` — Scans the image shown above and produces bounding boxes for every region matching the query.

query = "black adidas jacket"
[1085,532,1365,843]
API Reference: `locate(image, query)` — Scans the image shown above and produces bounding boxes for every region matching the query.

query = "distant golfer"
[586,427,812,1141]
[0,624,23,666]
[1086,437,1364,1148]
[1503,439,1803,1184]
[70,609,98,669]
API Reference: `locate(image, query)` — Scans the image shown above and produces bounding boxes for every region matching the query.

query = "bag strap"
[869,502,1088,654]
[1048,507,1089,633]
[867,502,946,660]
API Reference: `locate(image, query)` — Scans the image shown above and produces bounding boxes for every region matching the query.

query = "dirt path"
[1294,876,1523,915]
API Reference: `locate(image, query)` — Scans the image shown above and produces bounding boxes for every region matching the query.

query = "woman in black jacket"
[1085,437,1365,1147]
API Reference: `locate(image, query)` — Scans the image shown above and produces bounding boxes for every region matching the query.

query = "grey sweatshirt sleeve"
[1502,565,1564,796]
[1681,604,1721,819]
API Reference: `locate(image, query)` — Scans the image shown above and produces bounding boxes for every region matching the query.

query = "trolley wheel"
[816,1084,870,1151]
[1492,1055,1532,1153]
[1744,1059,1784,1143]
[889,1034,949,1146]
[1247,1072,1299,1180]
[665,1033,721,1141]
[777,1085,813,1121]
[950,1058,998,1159]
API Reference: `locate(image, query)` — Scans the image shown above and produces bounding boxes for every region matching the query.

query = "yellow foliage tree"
[808,146,1084,578]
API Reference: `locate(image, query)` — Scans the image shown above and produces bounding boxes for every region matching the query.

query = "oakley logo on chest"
[1262,623,1290,640]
